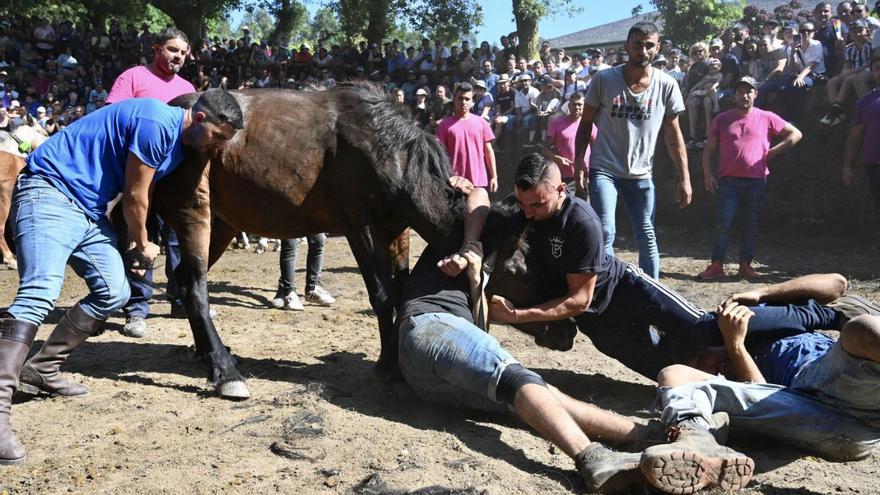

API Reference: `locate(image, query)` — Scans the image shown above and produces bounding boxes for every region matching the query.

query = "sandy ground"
[0,224,878,495]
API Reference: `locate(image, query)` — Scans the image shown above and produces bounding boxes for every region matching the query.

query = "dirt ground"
[0,224,878,495]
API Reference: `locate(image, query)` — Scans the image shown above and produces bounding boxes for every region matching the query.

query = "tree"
[149,0,242,47]
[633,0,744,48]
[511,0,579,62]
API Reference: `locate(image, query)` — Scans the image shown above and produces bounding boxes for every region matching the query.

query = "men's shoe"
[695,140,706,149]
[575,442,644,493]
[737,263,760,280]
[640,420,753,494]
[120,316,147,338]
[686,139,697,149]
[827,294,880,326]
[272,290,304,311]
[305,286,336,306]
[819,112,834,125]
[698,262,725,281]
[828,113,847,127]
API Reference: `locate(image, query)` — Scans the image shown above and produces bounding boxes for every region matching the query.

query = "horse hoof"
[217,380,250,400]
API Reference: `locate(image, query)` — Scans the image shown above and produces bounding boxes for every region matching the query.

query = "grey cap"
[736,76,759,90]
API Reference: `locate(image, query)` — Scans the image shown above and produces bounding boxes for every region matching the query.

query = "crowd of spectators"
[4,1,880,152]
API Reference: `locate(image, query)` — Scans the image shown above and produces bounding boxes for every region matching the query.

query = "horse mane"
[343,83,464,247]
[481,195,531,274]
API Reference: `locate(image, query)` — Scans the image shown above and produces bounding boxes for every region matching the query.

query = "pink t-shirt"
[106,65,196,104]
[708,108,788,179]
[436,114,494,187]
[546,116,597,179]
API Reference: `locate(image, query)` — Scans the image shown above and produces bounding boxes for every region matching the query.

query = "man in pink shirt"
[106,27,196,104]
[106,27,197,338]
[437,82,498,192]
[699,76,802,280]
[542,92,596,200]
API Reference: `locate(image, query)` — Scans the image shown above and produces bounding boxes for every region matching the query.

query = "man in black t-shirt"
[491,153,846,382]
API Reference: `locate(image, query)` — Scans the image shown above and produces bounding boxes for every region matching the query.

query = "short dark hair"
[193,89,244,129]
[153,27,189,47]
[514,153,553,190]
[569,92,585,103]
[454,81,473,95]
[627,22,660,41]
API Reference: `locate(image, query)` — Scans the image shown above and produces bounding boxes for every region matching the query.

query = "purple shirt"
[852,88,880,164]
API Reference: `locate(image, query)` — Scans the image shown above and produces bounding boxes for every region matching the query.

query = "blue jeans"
[657,376,880,461]
[711,177,767,263]
[398,312,516,414]
[7,175,131,325]
[278,235,325,293]
[575,265,841,379]
[589,168,659,279]
[757,74,815,121]
[505,112,536,131]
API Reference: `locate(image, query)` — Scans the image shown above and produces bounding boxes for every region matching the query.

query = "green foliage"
[0,0,88,22]
[398,0,484,44]
[235,6,275,42]
[635,0,745,47]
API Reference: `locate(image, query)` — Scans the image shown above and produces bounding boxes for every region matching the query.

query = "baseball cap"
[710,38,723,47]
[415,88,428,96]
[736,76,759,90]
[9,100,19,108]
[241,25,250,31]
[472,79,487,89]
[705,57,722,66]
[516,73,532,82]
[37,106,46,113]
[850,19,869,29]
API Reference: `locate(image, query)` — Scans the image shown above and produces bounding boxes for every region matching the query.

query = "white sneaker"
[305,286,336,306]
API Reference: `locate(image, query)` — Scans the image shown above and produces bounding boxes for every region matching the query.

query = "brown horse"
[155,86,484,399]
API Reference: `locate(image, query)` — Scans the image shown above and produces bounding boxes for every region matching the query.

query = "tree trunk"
[512,0,540,62]
[365,0,389,46]
[270,0,297,46]
[150,0,206,47]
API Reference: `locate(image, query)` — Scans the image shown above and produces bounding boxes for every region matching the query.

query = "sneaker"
[121,316,147,338]
[255,238,269,254]
[828,113,847,127]
[698,262,725,281]
[575,442,644,493]
[305,286,336,306]
[695,139,706,149]
[737,262,760,280]
[819,111,834,125]
[686,139,697,149]
[272,290,304,311]
[640,420,753,494]
[827,294,880,326]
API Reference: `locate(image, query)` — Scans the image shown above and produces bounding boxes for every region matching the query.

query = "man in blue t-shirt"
[0,89,243,465]
[647,273,880,476]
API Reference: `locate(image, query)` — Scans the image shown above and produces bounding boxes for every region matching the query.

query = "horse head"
[482,196,579,351]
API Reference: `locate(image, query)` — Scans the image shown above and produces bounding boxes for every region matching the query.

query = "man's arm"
[663,113,692,207]
[574,103,598,166]
[490,272,597,323]
[843,122,864,187]
[122,153,160,268]
[717,302,766,383]
[701,134,719,193]
[767,123,802,161]
[484,141,498,193]
[438,182,490,277]
[722,273,848,306]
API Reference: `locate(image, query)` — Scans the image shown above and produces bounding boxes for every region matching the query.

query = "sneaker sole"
[640,447,753,494]
[17,381,90,398]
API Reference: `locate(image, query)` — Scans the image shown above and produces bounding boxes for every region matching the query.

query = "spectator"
[556,68,588,105]
[509,73,539,143]
[535,77,561,141]
[755,35,787,83]
[86,81,107,113]
[543,92,595,199]
[814,2,846,74]
[740,37,761,79]
[437,82,498,192]
[272,236,336,311]
[683,41,709,93]
[413,87,430,127]
[758,22,826,122]
[821,19,873,126]
[843,55,880,208]
[492,74,515,142]
[685,57,723,147]
[664,48,686,83]
[575,21,691,280]
[699,76,803,280]
[470,80,494,121]
[477,59,500,97]
[428,84,452,132]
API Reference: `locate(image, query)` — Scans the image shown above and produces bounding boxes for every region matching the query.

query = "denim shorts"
[791,342,880,426]
[398,312,517,414]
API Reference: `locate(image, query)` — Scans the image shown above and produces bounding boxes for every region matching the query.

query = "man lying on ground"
[641,274,880,492]
[397,178,753,493]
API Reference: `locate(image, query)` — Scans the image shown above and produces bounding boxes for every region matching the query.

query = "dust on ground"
[0,225,878,495]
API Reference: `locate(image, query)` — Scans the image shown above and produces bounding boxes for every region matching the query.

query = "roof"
[547,0,795,51]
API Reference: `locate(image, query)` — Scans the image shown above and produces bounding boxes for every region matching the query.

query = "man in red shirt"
[542,92,595,200]
[699,76,802,280]
[106,27,197,338]
[437,82,498,192]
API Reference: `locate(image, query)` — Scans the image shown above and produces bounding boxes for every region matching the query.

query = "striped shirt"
[844,42,872,70]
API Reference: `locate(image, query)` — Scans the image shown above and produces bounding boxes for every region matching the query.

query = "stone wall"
[495,89,877,238]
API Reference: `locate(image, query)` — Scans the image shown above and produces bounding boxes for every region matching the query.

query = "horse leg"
[346,226,400,379]
[382,226,410,313]
[0,153,23,269]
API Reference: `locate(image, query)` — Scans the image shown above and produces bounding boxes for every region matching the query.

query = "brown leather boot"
[19,304,102,397]
[0,316,38,465]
